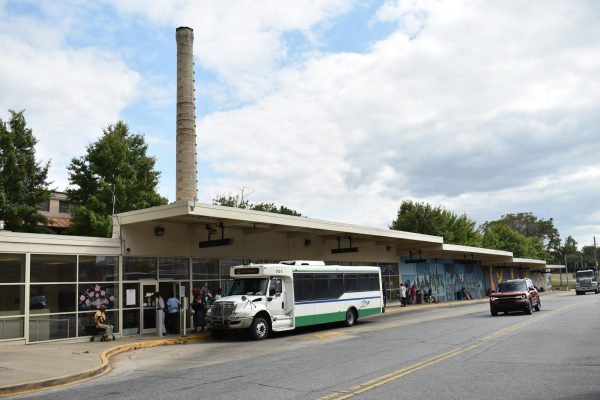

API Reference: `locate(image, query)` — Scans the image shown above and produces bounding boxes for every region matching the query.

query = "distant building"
[38,192,79,233]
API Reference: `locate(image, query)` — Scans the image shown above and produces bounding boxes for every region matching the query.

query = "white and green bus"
[205,261,383,340]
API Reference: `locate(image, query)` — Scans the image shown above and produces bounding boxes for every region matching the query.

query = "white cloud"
[195,1,600,247]
[107,0,353,101]
[0,2,140,190]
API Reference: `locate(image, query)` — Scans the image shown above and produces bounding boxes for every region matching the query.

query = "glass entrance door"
[141,282,158,334]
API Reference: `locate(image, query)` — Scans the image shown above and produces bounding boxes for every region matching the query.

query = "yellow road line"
[318,303,577,400]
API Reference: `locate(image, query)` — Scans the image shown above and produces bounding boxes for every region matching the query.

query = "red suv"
[490,278,540,316]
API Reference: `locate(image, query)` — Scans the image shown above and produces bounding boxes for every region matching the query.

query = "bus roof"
[279,260,325,266]
[231,263,381,278]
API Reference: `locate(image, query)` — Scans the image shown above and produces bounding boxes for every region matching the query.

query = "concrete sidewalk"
[0,291,569,398]
[0,333,210,398]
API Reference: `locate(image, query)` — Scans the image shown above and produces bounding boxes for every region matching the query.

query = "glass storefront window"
[77,311,119,336]
[219,259,243,279]
[29,284,76,314]
[31,254,76,282]
[192,258,218,280]
[122,283,140,308]
[122,309,140,336]
[78,283,118,311]
[159,257,189,280]
[0,317,24,340]
[29,314,76,342]
[123,257,157,280]
[79,256,119,282]
[0,254,25,283]
[0,285,24,315]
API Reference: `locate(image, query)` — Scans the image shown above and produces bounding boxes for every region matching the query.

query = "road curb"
[0,334,210,398]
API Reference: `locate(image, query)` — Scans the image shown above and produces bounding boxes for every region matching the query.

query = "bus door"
[267,278,293,329]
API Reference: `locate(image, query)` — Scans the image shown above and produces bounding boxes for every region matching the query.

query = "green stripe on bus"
[294,307,381,327]
[358,307,381,318]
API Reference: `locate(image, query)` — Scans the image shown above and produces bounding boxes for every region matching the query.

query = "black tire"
[525,300,533,315]
[250,317,269,340]
[345,309,357,327]
[576,291,581,295]
[595,289,598,294]
[534,298,541,312]
[491,310,498,317]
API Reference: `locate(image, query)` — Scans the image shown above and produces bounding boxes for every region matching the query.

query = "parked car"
[490,278,540,316]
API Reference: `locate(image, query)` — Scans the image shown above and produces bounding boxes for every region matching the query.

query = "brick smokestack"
[175,26,198,202]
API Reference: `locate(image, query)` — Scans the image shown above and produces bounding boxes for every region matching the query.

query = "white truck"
[575,269,598,295]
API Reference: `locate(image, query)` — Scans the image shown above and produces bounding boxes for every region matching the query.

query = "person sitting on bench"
[95,305,115,341]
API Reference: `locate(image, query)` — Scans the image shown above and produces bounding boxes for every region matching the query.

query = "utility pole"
[564,253,569,291]
[594,236,598,268]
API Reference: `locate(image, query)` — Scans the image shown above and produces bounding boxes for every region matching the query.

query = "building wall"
[119,222,401,264]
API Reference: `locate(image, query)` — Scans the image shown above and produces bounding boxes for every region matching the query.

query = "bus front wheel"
[345,309,357,327]
[250,317,269,340]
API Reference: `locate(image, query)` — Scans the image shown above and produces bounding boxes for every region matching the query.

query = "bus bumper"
[207,316,254,330]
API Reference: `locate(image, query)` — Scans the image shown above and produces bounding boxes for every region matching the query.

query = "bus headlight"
[232,312,251,318]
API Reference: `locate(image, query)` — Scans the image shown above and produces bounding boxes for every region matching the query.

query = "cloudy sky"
[1,0,599,247]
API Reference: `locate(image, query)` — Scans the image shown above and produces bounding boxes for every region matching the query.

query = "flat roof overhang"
[115,201,546,267]
[415,243,514,263]
[483,257,547,272]
[115,201,443,253]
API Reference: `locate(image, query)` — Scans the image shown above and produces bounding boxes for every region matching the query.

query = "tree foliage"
[581,245,598,267]
[212,193,303,217]
[481,212,561,257]
[481,222,546,259]
[389,200,481,246]
[0,110,51,232]
[67,121,167,237]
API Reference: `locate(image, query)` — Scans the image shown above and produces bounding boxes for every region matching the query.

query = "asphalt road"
[14,293,600,400]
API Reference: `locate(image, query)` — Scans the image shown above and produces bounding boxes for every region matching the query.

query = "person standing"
[215,288,223,300]
[192,294,207,332]
[154,292,166,336]
[95,305,115,341]
[166,293,181,334]
[400,283,407,307]
[410,284,417,305]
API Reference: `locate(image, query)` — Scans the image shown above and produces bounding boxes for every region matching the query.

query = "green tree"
[67,121,167,237]
[389,200,481,246]
[560,235,582,269]
[212,193,303,217]
[483,212,561,258]
[581,245,598,267]
[481,222,528,257]
[251,202,302,216]
[0,110,51,232]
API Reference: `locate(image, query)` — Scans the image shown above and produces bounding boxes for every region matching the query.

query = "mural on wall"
[490,268,513,291]
[79,284,115,310]
[402,259,485,302]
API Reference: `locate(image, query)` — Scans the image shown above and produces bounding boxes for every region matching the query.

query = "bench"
[84,324,105,342]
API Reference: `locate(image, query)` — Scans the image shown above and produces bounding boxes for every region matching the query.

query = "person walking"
[399,283,407,307]
[166,293,181,334]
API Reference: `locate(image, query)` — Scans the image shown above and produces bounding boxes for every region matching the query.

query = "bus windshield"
[228,279,269,296]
